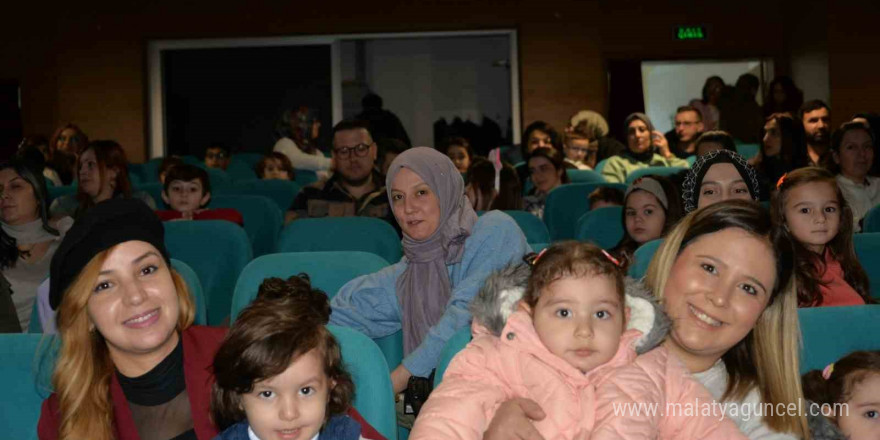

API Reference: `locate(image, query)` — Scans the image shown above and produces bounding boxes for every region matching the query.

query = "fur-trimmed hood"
[469,262,670,355]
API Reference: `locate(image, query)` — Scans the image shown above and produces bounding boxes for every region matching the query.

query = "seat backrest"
[224,161,258,182]
[544,182,627,240]
[624,166,688,185]
[854,232,880,299]
[736,143,760,160]
[593,158,610,174]
[231,153,264,168]
[294,169,319,187]
[165,220,252,325]
[575,206,624,249]
[136,182,167,209]
[502,210,550,244]
[798,304,880,373]
[327,325,396,440]
[47,184,77,204]
[171,258,208,326]
[627,238,663,279]
[277,217,402,264]
[224,179,302,213]
[864,205,880,233]
[433,325,473,388]
[0,333,58,440]
[230,251,390,321]
[530,242,549,253]
[210,194,283,257]
[204,167,232,191]
[566,168,606,184]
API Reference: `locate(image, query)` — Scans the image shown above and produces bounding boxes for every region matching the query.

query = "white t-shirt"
[835,175,880,231]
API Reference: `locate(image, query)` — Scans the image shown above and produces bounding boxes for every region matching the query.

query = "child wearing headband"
[411,241,745,440]
[610,175,682,268]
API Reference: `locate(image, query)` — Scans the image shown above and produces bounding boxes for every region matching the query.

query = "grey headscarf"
[386,147,479,355]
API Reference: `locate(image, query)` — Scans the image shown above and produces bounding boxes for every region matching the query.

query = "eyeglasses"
[334,143,371,158]
[206,152,227,160]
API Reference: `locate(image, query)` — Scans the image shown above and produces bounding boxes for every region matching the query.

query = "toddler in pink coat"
[411,241,747,440]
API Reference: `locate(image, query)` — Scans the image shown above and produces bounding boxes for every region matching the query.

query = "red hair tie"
[776,173,788,190]
[601,249,622,267]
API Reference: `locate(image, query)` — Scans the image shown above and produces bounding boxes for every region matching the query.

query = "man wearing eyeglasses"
[286,120,397,232]
[204,143,231,170]
[665,106,704,159]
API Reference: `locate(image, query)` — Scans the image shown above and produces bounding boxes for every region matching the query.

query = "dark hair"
[362,93,383,109]
[158,156,184,181]
[676,105,703,122]
[442,137,474,159]
[799,100,830,121]
[205,142,231,157]
[331,119,373,143]
[764,76,803,116]
[522,121,562,158]
[771,167,872,306]
[491,162,523,210]
[255,152,295,180]
[611,175,682,268]
[701,76,725,104]
[527,147,570,186]
[802,351,880,417]
[163,164,211,197]
[524,241,625,309]
[0,158,58,270]
[588,186,625,207]
[466,158,494,202]
[694,130,737,156]
[77,140,133,207]
[49,124,89,156]
[211,275,354,430]
[762,113,808,168]
[831,121,875,153]
[275,107,320,154]
[735,74,760,94]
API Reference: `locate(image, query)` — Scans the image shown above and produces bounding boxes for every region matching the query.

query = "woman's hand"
[652,131,672,159]
[483,398,547,440]
[391,364,413,394]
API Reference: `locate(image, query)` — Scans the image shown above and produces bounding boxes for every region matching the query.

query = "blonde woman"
[37,199,225,440]
[482,200,810,440]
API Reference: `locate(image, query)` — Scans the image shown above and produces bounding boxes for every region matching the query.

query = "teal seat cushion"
[171,258,208,325]
[433,325,473,388]
[798,305,880,374]
[544,182,627,240]
[277,217,402,264]
[502,210,550,244]
[566,168,606,183]
[210,194,283,257]
[854,233,880,299]
[627,238,663,279]
[225,179,302,212]
[0,333,58,440]
[864,205,880,233]
[575,206,624,249]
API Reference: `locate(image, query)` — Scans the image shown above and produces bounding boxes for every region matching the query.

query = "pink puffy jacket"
[410,266,747,440]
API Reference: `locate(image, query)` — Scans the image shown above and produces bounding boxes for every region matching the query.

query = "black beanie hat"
[49,198,170,310]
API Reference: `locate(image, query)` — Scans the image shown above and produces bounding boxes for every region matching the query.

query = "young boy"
[155,164,243,225]
[204,143,231,170]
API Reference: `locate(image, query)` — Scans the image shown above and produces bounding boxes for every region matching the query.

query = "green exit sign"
[676,26,707,41]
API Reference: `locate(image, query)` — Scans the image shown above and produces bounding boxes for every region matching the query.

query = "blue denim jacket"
[329,211,530,377]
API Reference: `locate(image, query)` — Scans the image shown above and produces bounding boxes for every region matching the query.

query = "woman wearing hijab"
[681,149,761,213]
[329,147,530,394]
[602,113,690,184]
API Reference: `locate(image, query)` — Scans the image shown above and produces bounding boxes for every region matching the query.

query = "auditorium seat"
[575,206,624,249]
[854,232,880,299]
[225,179,302,212]
[433,325,473,388]
[210,194,283,257]
[544,182,627,240]
[798,304,880,374]
[627,238,663,279]
[278,217,402,264]
[502,210,551,244]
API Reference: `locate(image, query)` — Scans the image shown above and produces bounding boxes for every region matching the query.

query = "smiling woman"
[38,199,226,440]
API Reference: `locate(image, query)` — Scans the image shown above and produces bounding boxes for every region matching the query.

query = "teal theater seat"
[624,166,688,185]
[502,210,550,244]
[225,179,302,212]
[165,220,252,325]
[593,158,610,175]
[210,194,283,257]
[863,205,880,233]
[0,333,58,440]
[575,206,624,249]
[530,242,550,253]
[544,182,627,240]
[798,305,880,374]
[566,168,606,184]
[295,169,319,187]
[171,258,208,326]
[627,238,663,279]
[736,143,760,160]
[433,325,473,388]
[231,153,264,168]
[47,184,77,204]
[225,160,258,182]
[278,217,402,264]
[854,232,880,299]
[136,182,167,209]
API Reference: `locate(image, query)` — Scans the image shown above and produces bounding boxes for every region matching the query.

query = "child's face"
[205,148,229,170]
[625,190,666,244]
[242,348,332,440]
[532,275,626,374]
[837,373,880,440]
[164,179,209,215]
[263,158,291,180]
[447,146,470,174]
[783,181,841,254]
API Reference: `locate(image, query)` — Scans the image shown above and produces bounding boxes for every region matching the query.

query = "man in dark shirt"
[665,105,704,159]
[286,120,397,231]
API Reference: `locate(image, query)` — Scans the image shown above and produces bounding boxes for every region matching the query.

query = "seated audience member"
[523,147,569,219]
[204,143,231,171]
[588,186,625,210]
[356,93,412,148]
[802,351,880,440]
[48,123,88,185]
[329,147,529,395]
[254,151,295,181]
[601,113,690,184]
[464,158,522,211]
[506,121,563,171]
[665,105,704,158]
[377,137,408,176]
[491,163,524,211]
[753,113,805,196]
[690,76,724,131]
[286,120,394,228]
[411,242,746,440]
[561,128,597,170]
[799,100,833,169]
[681,149,760,213]
[850,112,880,175]
[609,175,682,267]
[272,106,333,178]
[484,201,811,440]
[443,136,474,174]
[0,159,73,331]
[158,156,184,184]
[18,136,62,186]
[831,122,879,231]
[693,130,738,157]
[38,199,228,439]
[772,168,872,307]
[720,74,764,144]
[763,76,803,118]
[49,140,156,219]
[210,276,386,440]
[155,164,243,225]
[567,110,626,164]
